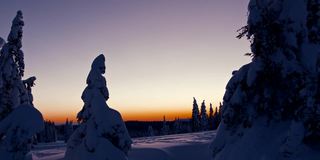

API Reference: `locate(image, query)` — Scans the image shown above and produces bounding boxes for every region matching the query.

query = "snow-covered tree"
[65,54,132,160]
[211,1,320,159]
[200,100,208,131]
[0,10,25,120]
[191,97,200,132]
[0,11,44,160]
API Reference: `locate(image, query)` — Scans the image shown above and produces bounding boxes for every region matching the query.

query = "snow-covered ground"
[32,131,216,160]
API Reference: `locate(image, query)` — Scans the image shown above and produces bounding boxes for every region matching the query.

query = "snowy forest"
[36,97,221,142]
[1,0,320,160]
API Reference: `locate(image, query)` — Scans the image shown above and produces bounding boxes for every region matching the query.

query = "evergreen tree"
[211,1,320,159]
[0,10,26,120]
[65,54,132,160]
[213,107,220,129]
[200,100,208,131]
[0,11,44,160]
[208,103,214,130]
[216,102,223,128]
[191,97,200,132]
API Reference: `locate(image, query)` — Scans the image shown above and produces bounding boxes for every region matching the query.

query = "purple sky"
[0,0,251,122]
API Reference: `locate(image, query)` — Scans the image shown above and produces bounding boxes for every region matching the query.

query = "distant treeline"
[36,98,222,143]
[125,120,192,138]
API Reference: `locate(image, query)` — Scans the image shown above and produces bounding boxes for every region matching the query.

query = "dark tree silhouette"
[191,97,200,132]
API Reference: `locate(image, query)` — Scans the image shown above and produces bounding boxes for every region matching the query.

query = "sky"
[0,0,251,123]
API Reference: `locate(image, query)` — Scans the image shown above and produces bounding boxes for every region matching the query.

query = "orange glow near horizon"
[122,110,192,121]
[43,110,192,124]
[37,100,222,124]
[37,97,224,124]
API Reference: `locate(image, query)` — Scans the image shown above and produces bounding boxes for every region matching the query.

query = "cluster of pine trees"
[160,116,192,135]
[145,98,223,137]
[35,119,74,143]
[36,120,57,143]
[144,117,192,137]
[192,97,222,132]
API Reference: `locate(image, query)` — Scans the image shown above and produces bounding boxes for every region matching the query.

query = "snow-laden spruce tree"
[0,11,44,160]
[65,54,132,160]
[200,100,208,131]
[191,97,200,132]
[211,0,320,159]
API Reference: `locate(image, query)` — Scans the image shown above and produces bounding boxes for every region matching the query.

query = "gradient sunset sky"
[0,0,250,123]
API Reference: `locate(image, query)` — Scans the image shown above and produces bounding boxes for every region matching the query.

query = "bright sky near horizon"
[0,0,251,123]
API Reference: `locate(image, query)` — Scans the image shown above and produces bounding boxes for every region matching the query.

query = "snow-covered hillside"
[32,131,216,160]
